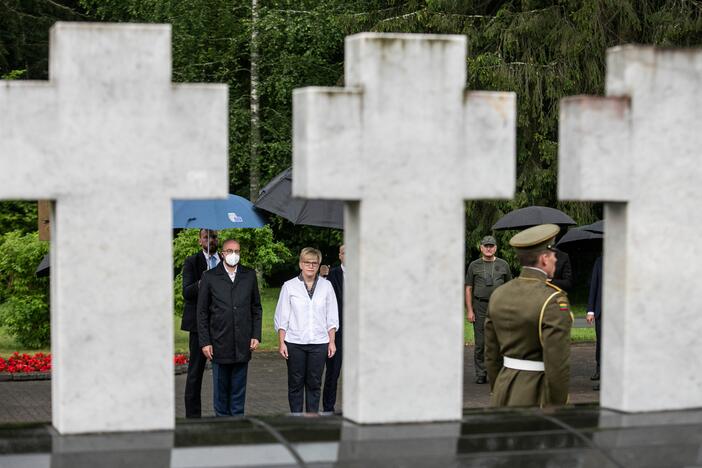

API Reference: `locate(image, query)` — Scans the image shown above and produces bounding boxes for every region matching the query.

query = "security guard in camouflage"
[484,224,573,407]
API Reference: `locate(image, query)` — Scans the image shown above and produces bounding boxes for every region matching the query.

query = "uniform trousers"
[472,300,489,378]
[286,342,327,413]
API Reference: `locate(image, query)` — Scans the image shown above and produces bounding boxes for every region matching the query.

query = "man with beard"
[181,229,220,418]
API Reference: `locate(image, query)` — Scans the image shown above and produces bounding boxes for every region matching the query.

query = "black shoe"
[590,371,600,381]
[593,382,600,391]
[475,376,487,384]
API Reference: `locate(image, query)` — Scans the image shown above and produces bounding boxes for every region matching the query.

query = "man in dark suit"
[182,229,220,418]
[323,245,344,414]
[587,255,603,389]
[198,238,262,416]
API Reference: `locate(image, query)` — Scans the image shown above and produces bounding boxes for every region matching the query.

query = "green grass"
[175,287,280,354]
[570,303,589,318]
[1,287,594,358]
[0,327,50,357]
[462,318,595,345]
[570,327,596,342]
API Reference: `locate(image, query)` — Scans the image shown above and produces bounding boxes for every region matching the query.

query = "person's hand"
[202,345,213,360]
[328,341,336,358]
[279,342,288,360]
[467,311,476,323]
[586,313,595,325]
[250,339,260,351]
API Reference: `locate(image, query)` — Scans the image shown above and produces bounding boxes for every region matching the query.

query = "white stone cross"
[293,33,516,423]
[0,23,228,433]
[560,46,702,412]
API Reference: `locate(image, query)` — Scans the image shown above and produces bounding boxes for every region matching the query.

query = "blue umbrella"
[173,194,267,229]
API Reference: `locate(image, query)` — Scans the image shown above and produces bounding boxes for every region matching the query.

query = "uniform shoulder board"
[545,281,564,293]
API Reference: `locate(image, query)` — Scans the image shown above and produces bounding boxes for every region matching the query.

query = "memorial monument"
[293,33,516,423]
[0,23,228,433]
[559,46,702,412]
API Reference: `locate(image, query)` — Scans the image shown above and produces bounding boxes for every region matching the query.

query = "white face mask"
[225,252,240,267]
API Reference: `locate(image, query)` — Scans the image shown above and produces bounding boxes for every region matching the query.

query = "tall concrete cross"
[293,33,516,423]
[560,46,702,412]
[0,23,228,433]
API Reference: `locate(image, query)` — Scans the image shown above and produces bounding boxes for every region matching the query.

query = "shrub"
[0,231,50,348]
[172,226,291,317]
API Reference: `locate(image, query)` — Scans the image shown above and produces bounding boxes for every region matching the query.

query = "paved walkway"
[0,344,599,423]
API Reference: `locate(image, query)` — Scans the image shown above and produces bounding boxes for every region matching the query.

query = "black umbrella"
[255,167,344,229]
[556,228,603,248]
[492,206,577,231]
[582,220,604,234]
[36,253,50,277]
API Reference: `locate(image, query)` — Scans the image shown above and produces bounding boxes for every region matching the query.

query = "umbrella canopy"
[255,167,344,229]
[173,194,267,230]
[36,253,50,277]
[582,220,604,234]
[492,206,577,231]
[38,195,266,276]
[556,228,603,247]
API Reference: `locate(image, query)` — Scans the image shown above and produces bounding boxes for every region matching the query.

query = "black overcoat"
[181,251,220,332]
[196,263,263,364]
[326,266,344,338]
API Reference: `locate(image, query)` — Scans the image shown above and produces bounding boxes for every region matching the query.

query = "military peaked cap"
[509,224,560,253]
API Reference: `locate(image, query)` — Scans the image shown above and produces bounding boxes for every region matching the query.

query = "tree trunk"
[249,0,261,202]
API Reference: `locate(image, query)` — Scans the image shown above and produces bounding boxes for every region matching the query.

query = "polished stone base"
[1,405,702,467]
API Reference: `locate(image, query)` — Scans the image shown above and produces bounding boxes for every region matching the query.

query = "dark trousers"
[472,302,488,378]
[184,332,207,418]
[595,317,602,370]
[286,342,327,413]
[322,334,342,412]
[212,361,249,416]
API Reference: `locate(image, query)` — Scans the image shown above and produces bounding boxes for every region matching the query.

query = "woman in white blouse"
[274,247,339,414]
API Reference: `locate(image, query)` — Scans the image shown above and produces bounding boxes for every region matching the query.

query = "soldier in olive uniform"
[485,224,573,406]
[465,235,513,384]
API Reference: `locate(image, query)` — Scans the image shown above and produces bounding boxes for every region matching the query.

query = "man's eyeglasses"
[302,261,319,266]
[222,249,239,255]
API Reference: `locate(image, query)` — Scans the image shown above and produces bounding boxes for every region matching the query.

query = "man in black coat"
[322,245,344,414]
[587,255,603,389]
[197,238,262,416]
[551,250,573,292]
[181,229,220,418]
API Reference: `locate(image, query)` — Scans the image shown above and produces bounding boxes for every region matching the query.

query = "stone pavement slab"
[0,344,599,424]
[4,403,702,467]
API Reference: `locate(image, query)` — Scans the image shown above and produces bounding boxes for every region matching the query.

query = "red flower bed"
[174,353,189,366]
[0,352,189,373]
[0,352,51,373]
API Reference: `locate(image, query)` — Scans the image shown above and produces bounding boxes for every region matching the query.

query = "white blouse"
[274,276,339,345]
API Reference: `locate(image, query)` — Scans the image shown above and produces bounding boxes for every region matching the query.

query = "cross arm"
[166,83,230,198]
[292,87,362,200]
[0,82,59,199]
[559,96,631,202]
[462,91,516,199]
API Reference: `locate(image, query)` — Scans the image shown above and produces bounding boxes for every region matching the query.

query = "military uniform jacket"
[465,257,512,301]
[484,267,573,407]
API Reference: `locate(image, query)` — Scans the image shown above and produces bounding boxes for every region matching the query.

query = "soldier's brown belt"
[504,356,545,372]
